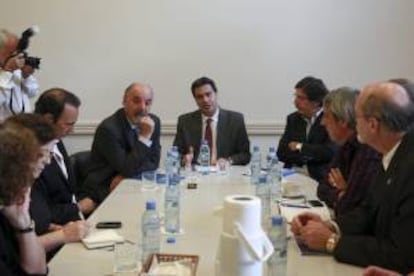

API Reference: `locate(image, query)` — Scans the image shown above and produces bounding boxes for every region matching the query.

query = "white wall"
[2,0,414,156]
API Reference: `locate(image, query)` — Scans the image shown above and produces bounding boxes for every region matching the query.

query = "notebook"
[82,229,124,249]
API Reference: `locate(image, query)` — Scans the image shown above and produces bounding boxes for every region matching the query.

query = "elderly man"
[173,76,250,166]
[291,82,414,273]
[0,29,39,121]
[79,82,161,213]
[317,87,380,217]
[277,76,336,183]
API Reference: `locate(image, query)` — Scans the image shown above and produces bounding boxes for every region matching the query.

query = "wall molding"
[71,120,286,136]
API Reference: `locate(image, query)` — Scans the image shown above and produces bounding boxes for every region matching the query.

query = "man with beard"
[78,82,161,214]
[174,76,250,167]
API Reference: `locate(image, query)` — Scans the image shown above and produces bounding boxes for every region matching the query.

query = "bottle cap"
[258,174,267,184]
[166,237,176,244]
[271,215,283,226]
[146,200,156,210]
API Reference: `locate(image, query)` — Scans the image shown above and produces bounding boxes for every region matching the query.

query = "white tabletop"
[48,167,363,275]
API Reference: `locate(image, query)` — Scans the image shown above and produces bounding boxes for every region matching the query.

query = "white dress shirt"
[0,69,39,121]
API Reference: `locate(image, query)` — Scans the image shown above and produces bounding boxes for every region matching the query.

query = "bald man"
[78,83,161,213]
[290,82,414,273]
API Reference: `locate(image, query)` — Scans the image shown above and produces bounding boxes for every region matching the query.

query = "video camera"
[16,26,41,69]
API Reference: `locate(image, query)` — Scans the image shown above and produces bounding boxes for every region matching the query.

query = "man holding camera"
[0,29,39,121]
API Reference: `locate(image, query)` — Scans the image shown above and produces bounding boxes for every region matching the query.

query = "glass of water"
[141,170,157,191]
[113,242,139,273]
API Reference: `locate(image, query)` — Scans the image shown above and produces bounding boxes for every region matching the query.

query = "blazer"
[277,111,336,183]
[334,130,414,274]
[173,109,250,165]
[80,108,161,204]
[30,140,80,228]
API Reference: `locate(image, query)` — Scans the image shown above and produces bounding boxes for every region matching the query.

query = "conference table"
[48,166,364,275]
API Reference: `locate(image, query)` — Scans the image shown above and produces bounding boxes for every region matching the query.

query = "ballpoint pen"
[280,203,310,209]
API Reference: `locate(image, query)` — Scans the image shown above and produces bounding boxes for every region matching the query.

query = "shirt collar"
[382,139,402,170]
[202,108,220,123]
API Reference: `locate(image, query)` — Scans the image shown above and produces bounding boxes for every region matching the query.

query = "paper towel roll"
[222,195,261,236]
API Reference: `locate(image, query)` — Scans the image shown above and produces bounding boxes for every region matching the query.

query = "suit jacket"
[80,108,161,204]
[334,130,414,274]
[173,109,250,165]
[277,111,336,183]
[30,140,80,229]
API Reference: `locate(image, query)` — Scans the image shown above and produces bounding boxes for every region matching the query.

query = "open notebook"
[82,230,124,249]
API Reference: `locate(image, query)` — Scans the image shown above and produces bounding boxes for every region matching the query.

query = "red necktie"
[204,118,213,156]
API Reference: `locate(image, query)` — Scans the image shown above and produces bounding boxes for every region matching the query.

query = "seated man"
[78,82,161,213]
[277,76,336,183]
[317,87,381,217]
[291,82,414,274]
[173,76,250,166]
[33,88,84,224]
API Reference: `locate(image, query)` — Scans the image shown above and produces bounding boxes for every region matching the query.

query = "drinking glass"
[141,170,157,191]
[113,242,139,273]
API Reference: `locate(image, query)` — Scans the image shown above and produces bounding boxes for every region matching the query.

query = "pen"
[73,195,86,220]
[280,203,310,209]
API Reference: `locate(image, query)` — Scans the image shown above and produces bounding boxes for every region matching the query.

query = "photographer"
[0,29,39,121]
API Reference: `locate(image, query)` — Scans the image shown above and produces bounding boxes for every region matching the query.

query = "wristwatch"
[325,233,338,253]
[15,220,35,234]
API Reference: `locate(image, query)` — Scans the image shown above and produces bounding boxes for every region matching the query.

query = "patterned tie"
[204,118,213,157]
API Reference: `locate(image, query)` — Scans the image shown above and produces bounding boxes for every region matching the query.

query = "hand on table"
[299,220,333,250]
[290,212,323,235]
[62,220,90,243]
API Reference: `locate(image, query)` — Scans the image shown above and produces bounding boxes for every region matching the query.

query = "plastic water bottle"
[250,145,261,184]
[256,174,270,226]
[164,174,181,233]
[164,149,173,176]
[269,158,282,204]
[199,140,210,175]
[268,215,287,276]
[265,146,277,171]
[170,146,180,175]
[141,201,161,263]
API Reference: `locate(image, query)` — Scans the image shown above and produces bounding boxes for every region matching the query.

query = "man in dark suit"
[78,82,161,214]
[33,88,83,224]
[291,81,414,274]
[173,76,250,166]
[277,76,336,183]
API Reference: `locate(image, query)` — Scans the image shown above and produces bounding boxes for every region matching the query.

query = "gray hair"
[323,87,359,129]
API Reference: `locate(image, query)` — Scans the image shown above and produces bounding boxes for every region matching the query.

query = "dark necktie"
[204,118,213,156]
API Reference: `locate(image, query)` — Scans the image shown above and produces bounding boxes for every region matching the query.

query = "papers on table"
[279,201,331,223]
[82,230,124,249]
